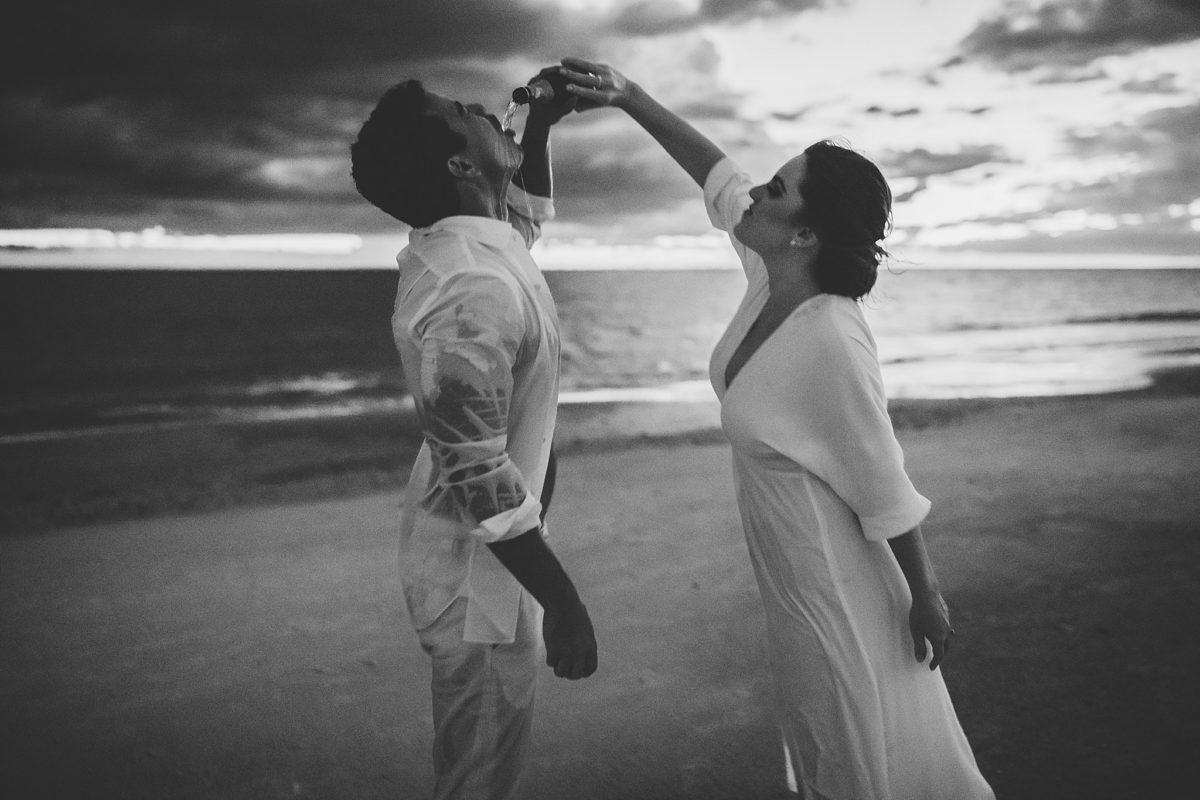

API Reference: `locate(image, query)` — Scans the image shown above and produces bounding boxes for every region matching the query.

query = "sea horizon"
[2,266,1198,444]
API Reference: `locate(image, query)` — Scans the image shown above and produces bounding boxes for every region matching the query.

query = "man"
[350,76,597,800]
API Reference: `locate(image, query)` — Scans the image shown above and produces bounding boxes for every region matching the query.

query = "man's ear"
[790,226,819,249]
[446,156,480,180]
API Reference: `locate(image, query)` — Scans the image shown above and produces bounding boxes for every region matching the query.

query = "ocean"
[1,267,1198,443]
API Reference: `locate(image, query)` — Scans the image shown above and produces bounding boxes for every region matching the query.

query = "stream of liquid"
[502,100,520,132]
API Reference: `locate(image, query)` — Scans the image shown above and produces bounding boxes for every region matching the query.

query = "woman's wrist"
[910,578,942,601]
[618,80,644,111]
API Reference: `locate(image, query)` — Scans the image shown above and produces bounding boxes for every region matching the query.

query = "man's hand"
[486,527,597,679]
[559,57,634,111]
[908,589,954,671]
[543,599,598,680]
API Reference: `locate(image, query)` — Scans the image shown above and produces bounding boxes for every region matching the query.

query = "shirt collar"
[410,215,515,250]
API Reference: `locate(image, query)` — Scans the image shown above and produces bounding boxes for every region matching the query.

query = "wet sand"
[2,382,1198,799]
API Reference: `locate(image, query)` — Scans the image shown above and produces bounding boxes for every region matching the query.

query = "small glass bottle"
[511,71,570,107]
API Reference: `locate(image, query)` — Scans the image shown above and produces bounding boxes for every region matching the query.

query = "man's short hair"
[350,80,467,228]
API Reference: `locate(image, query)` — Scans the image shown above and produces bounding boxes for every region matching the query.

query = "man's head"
[350,80,521,227]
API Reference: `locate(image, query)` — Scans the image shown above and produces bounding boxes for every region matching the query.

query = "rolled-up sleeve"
[703,157,752,235]
[703,157,759,281]
[411,270,543,542]
[808,327,930,542]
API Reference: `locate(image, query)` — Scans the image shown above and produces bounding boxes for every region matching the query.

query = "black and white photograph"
[2,1,1198,798]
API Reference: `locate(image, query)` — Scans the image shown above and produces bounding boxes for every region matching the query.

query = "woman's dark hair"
[798,140,892,301]
[350,80,467,228]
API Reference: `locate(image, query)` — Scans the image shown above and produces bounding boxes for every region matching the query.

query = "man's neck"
[457,172,515,221]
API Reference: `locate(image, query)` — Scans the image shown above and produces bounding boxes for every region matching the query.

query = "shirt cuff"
[508,183,555,223]
[469,492,543,544]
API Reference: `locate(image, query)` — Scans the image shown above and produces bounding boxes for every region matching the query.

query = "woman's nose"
[466,102,487,115]
[749,184,765,201]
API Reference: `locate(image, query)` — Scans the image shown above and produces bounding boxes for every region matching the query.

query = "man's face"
[424,92,522,181]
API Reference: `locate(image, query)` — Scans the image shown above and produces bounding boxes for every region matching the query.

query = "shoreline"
[2,363,1199,535]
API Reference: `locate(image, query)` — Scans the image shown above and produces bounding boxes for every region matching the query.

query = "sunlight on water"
[559,380,715,405]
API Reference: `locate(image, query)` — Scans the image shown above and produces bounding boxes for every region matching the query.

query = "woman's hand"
[524,66,577,127]
[909,588,955,671]
[559,57,634,110]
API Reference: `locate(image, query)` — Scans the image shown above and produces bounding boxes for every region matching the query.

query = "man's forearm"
[487,526,582,612]
[514,120,553,197]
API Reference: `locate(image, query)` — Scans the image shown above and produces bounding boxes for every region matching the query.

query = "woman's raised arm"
[561,57,726,189]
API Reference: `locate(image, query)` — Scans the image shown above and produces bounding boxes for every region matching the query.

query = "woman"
[561,58,995,800]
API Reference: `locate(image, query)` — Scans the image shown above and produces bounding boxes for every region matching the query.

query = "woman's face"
[733,153,809,256]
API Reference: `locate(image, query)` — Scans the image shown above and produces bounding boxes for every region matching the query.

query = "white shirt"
[392,185,559,644]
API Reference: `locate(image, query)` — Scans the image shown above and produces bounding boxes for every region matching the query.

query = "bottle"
[511,71,571,107]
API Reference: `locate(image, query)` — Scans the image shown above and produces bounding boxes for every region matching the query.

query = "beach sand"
[2,379,1198,799]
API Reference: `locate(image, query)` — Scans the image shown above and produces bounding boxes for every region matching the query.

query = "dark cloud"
[895,102,1200,255]
[865,105,922,117]
[0,1,580,232]
[700,0,825,23]
[676,97,744,120]
[1,1,555,102]
[611,0,824,36]
[882,146,1010,181]
[548,124,701,223]
[1031,64,1111,84]
[1058,102,1200,215]
[611,1,706,35]
[1120,73,1184,93]
[962,0,1200,64]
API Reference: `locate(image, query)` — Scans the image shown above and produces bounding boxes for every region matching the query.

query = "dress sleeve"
[703,157,762,283]
[779,304,930,541]
[409,269,543,543]
[506,184,555,250]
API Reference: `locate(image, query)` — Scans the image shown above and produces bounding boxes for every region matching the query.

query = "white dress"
[704,158,994,800]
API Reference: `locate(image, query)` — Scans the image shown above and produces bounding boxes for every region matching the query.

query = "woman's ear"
[446,156,480,180]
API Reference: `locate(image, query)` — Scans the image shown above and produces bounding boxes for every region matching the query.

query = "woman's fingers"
[561,56,604,74]
[912,629,928,663]
[929,636,946,671]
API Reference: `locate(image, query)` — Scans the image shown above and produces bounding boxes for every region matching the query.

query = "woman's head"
[733,140,891,301]
[799,140,892,300]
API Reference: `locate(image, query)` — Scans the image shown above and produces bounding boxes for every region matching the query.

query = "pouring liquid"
[502,100,520,133]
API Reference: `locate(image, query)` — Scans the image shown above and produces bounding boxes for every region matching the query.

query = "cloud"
[3,0,1197,257]
[883,145,1012,181]
[546,120,702,223]
[1,2,560,100]
[891,94,1200,254]
[0,1,594,232]
[699,0,825,23]
[962,0,1200,64]
[1057,102,1200,214]
[610,0,824,35]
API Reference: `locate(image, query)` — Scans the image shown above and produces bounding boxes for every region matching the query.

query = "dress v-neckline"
[724,294,821,393]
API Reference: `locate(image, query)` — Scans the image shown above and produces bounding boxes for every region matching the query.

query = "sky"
[2,0,1200,267]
